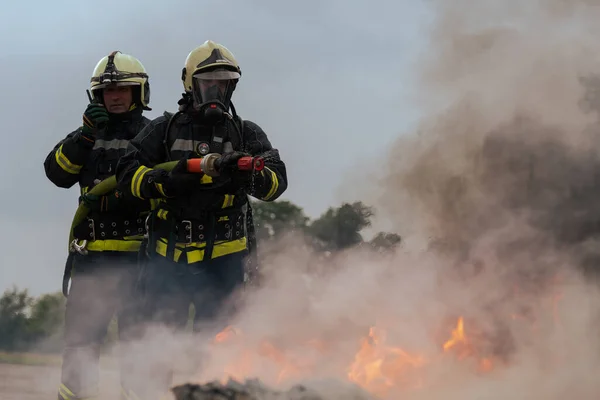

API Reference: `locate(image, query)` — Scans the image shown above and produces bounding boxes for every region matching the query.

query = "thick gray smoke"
[378,0,600,279]
[360,0,600,396]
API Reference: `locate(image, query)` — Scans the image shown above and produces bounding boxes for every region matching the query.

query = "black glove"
[215,151,253,188]
[80,103,109,142]
[80,190,123,212]
[162,158,204,197]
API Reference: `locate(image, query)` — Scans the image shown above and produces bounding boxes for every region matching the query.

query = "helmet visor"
[191,69,239,105]
[92,81,140,90]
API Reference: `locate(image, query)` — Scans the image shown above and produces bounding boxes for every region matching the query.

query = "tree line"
[0,199,401,353]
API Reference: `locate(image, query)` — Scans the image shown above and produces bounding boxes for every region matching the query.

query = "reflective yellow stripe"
[154,238,247,263]
[201,174,213,184]
[157,209,169,220]
[58,384,76,400]
[150,198,162,210]
[156,182,167,197]
[131,166,151,199]
[222,194,235,208]
[55,145,82,174]
[263,167,279,200]
[59,382,96,399]
[78,239,142,252]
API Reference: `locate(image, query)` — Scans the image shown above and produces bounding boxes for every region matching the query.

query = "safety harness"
[72,214,146,241]
[63,210,150,297]
[141,106,259,272]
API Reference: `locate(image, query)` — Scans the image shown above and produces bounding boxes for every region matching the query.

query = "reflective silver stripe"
[171,138,196,152]
[93,138,130,151]
[171,139,234,153]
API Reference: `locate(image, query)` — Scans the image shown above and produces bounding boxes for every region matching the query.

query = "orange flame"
[206,283,565,399]
[347,327,427,397]
[442,317,467,354]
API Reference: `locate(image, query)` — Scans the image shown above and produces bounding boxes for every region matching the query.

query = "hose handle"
[187,154,265,176]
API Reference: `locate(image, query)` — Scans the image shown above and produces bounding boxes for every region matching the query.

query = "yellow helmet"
[181,41,241,113]
[90,51,151,110]
[181,40,241,92]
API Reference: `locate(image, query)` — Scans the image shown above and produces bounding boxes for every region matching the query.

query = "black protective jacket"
[114,107,288,263]
[44,108,153,252]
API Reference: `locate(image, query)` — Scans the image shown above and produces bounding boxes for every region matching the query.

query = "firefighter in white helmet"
[44,50,153,400]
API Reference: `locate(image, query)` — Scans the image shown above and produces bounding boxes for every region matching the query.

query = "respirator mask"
[191,68,239,124]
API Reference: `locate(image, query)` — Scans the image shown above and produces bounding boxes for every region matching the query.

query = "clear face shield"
[191,69,240,110]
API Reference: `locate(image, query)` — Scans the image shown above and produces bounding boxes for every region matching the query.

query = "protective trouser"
[125,250,247,399]
[58,251,142,400]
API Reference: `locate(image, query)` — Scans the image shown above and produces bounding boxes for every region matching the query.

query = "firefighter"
[114,40,288,396]
[44,51,153,400]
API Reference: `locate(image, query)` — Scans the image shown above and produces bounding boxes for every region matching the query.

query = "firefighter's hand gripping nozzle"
[186,153,265,176]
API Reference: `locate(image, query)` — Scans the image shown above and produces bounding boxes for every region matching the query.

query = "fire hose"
[63,154,264,295]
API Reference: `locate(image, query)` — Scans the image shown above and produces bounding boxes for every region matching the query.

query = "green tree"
[27,292,65,337]
[250,199,309,241]
[26,292,66,352]
[369,232,402,252]
[307,201,374,251]
[0,286,34,351]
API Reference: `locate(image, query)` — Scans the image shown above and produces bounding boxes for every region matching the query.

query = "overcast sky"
[0,0,432,296]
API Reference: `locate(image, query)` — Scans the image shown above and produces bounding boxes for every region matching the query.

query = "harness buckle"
[144,214,151,239]
[87,218,96,241]
[181,220,193,244]
[69,239,89,255]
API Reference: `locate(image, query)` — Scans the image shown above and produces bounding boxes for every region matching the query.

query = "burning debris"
[174,304,564,400]
[171,378,373,400]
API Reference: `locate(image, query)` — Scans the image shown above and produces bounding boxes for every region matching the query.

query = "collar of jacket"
[108,106,144,124]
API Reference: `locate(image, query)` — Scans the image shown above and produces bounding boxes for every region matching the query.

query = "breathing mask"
[191,68,239,124]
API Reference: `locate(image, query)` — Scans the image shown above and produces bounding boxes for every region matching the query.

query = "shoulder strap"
[236,115,245,149]
[238,115,244,133]
[211,115,245,154]
[162,111,180,161]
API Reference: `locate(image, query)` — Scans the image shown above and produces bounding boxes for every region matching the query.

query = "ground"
[0,353,202,400]
[0,363,120,400]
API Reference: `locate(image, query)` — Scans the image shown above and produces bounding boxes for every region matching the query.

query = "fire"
[442,316,467,353]
[440,317,497,374]
[347,326,427,397]
[344,317,499,398]
[213,325,240,343]
[208,317,494,398]
[203,285,564,399]
[210,327,326,386]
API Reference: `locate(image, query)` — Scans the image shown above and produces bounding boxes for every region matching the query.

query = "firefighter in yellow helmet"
[115,40,288,397]
[43,51,153,400]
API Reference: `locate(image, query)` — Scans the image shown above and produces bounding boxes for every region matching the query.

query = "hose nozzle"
[187,153,265,177]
